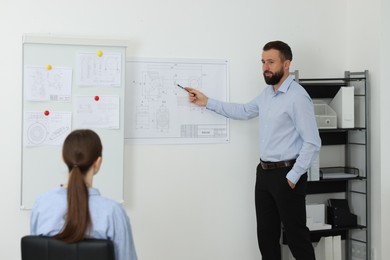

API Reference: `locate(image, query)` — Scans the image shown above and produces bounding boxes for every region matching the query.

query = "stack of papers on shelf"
[306,204,332,231]
[307,222,332,231]
[321,172,358,179]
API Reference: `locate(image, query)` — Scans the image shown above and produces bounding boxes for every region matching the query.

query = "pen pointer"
[176,84,196,97]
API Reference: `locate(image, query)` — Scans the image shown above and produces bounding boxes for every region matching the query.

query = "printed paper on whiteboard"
[77,53,121,87]
[24,66,72,102]
[24,111,72,147]
[74,95,120,129]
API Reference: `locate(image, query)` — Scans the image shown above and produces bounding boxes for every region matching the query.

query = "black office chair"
[21,235,115,260]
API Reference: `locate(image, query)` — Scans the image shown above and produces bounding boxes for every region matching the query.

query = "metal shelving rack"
[287,71,370,259]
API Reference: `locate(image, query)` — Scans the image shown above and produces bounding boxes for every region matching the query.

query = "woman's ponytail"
[55,129,102,243]
[55,165,91,243]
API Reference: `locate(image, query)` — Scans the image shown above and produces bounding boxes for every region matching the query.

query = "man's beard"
[263,68,284,85]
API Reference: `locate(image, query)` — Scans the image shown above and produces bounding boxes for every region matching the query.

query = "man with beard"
[186,41,321,260]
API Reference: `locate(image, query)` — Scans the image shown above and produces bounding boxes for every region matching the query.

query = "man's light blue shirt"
[207,75,321,184]
[31,187,138,260]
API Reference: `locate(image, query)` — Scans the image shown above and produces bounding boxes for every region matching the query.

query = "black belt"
[260,159,296,170]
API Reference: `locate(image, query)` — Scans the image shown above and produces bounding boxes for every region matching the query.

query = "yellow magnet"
[47,64,52,70]
[97,50,103,57]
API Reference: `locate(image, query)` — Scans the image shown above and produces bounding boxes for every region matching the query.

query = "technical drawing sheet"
[125,58,229,144]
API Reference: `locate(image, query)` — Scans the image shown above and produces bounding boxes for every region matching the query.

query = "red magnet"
[44,110,50,116]
[94,96,100,101]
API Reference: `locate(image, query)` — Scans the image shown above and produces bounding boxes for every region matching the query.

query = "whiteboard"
[21,35,126,209]
[125,57,229,144]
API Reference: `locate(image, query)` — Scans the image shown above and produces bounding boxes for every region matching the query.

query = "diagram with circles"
[125,58,229,144]
[24,111,72,146]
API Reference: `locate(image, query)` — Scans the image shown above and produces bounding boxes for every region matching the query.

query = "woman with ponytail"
[30,129,138,260]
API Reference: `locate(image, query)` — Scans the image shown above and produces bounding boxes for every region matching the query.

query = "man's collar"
[276,75,293,93]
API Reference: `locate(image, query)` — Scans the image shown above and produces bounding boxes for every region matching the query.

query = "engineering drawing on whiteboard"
[125,58,229,144]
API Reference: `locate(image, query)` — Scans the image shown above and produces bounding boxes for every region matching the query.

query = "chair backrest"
[21,235,115,260]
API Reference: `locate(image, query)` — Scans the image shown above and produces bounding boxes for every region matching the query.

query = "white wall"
[380,0,390,259]
[346,0,385,259]
[2,0,384,259]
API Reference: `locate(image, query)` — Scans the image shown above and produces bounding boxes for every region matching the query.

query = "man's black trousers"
[255,163,315,260]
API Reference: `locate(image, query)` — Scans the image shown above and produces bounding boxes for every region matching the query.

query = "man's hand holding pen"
[185,87,208,107]
[175,84,208,107]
